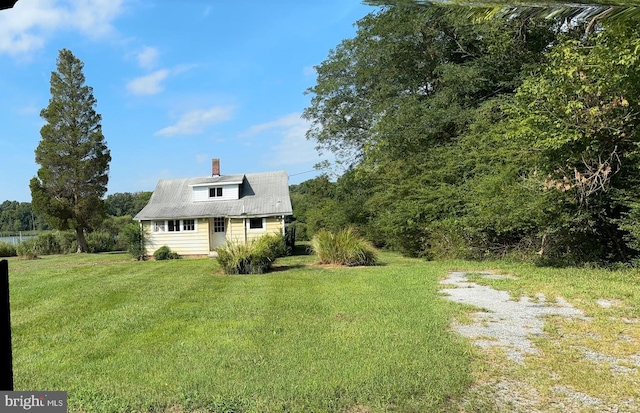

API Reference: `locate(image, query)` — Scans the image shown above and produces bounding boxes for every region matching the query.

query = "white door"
[209,217,226,250]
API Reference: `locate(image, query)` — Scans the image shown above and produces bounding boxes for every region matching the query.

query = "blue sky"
[0,0,376,202]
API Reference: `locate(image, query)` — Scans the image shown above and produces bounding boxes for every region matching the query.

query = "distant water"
[0,235,35,245]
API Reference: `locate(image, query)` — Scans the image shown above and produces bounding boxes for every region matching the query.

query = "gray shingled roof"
[134,170,293,220]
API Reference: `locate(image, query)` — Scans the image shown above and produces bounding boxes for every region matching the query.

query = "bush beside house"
[153,246,181,261]
[216,233,287,274]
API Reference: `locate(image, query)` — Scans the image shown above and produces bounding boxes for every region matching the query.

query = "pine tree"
[30,49,111,253]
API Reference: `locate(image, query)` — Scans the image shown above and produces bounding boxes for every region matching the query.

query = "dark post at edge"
[1,259,13,390]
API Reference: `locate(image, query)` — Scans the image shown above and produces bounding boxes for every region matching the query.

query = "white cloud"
[126,69,170,96]
[155,106,235,137]
[126,64,195,96]
[136,46,159,69]
[245,113,323,166]
[243,112,304,137]
[0,0,124,55]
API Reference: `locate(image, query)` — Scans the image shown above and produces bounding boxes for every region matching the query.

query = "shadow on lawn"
[270,264,308,272]
[291,244,313,256]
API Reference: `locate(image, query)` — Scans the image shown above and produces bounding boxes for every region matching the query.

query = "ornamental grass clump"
[311,227,377,266]
[216,234,287,275]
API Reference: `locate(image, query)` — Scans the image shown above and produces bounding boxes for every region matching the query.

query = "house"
[134,159,293,257]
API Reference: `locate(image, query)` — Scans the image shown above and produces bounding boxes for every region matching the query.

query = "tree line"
[0,192,151,234]
[295,4,640,266]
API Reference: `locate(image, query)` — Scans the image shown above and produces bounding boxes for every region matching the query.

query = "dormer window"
[209,187,223,198]
[190,176,244,202]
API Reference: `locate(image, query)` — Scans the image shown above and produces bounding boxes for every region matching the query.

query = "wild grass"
[311,227,377,266]
[216,233,286,274]
[8,251,479,412]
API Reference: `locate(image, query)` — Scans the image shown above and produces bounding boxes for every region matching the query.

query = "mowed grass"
[6,251,487,412]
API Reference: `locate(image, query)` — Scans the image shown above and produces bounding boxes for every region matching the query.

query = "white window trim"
[152,219,198,233]
[247,217,266,232]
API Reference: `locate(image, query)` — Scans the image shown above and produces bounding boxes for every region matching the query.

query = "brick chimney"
[212,158,220,176]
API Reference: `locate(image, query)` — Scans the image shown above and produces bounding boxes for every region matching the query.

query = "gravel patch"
[575,346,640,376]
[440,271,639,412]
[440,271,586,364]
[597,298,623,309]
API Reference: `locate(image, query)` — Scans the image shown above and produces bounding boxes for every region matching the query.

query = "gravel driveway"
[439,270,639,413]
[440,271,586,364]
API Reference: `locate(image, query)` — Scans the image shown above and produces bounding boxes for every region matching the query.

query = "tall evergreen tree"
[30,49,111,253]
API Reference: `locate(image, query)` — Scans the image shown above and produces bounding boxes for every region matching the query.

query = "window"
[248,218,264,230]
[168,219,180,232]
[183,219,195,231]
[152,220,196,233]
[213,217,225,233]
[209,187,223,198]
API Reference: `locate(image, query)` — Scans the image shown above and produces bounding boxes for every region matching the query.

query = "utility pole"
[1,259,13,390]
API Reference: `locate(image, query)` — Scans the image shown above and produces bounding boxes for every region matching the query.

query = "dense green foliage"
[0,201,49,232]
[30,49,111,253]
[216,234,287,274]
[121,223,146,260]
[1,207,142,258]
[0,242,17,257]
[299,4,640,265]
[311,227,378,266]
[0,191,149,234]
[104,191,152,218]
[16,238,39,259]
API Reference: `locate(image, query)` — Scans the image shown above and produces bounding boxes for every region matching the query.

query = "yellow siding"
[141,216,285,257]
[227,218,245,244]
[143,219,209,256]
[225,216,284,244]
[266,216,284,234]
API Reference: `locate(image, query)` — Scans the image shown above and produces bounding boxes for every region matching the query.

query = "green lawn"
[8,252,639,412]
[7,251,488,412]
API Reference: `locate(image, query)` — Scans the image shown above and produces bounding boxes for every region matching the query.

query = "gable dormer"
[190,175,244,202]
[189,159,245,202]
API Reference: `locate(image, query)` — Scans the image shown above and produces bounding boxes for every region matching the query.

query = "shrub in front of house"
[254,233,288,260]
[121,223,146,260]
[153,245,181,261]
[0,242,17,257]
[216,234,287,275]
[311,227,378,266]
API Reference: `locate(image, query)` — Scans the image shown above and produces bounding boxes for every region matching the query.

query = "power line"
[289,170,318,177]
